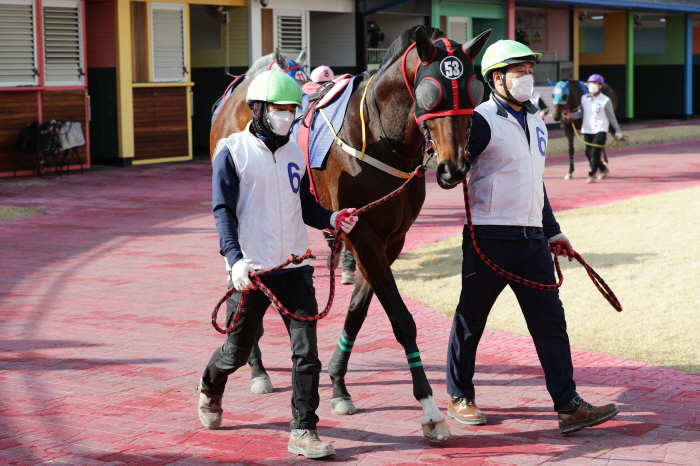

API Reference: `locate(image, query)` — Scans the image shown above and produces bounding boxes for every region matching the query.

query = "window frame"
[150,1,187,83]
[0,0,39,88]
[42,0,84,87]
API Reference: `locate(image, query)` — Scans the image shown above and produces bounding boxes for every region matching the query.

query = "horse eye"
[415,79,442,112]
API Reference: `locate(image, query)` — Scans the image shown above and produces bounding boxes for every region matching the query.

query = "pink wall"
[85,0,115,68]
[547,9,570,62]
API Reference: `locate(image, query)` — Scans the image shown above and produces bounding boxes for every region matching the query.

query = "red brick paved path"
[1,139,700,465]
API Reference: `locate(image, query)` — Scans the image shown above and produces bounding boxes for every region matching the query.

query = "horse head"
[407,28,492,189]
[269,48,309,82]
[550,79,587,122]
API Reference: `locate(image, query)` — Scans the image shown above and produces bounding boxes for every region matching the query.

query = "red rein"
[462,181,622,312]
[211,166,427,334]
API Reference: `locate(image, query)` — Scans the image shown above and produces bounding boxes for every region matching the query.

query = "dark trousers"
[201,266,321,430]
[584,132,607,176]
[446,228,578,411]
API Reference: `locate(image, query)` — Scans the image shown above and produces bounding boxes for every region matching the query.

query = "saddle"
[292,74,356,196]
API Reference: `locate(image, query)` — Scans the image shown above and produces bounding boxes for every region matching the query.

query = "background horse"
[210,26,491,441]
[549,79,619,177]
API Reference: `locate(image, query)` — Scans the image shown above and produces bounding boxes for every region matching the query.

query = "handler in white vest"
[445,40,620,435]
[197,70,358,459]
[566,74,622,183]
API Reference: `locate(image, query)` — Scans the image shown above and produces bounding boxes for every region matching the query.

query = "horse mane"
[245,53,277,79]
[377,26,445,72]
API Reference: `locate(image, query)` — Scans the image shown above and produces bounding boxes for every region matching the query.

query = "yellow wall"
[191,6,248,68]
[580,12,627,66]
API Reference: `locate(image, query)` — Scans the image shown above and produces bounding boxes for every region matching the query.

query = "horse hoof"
[331,397,357,415]
[422,418,451,442]
[250,375,273,394]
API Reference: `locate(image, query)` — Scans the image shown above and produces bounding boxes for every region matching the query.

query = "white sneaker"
[597,167,610,180]
[564,173,572,180]
[288,429,335,459]
[586,176,596,184]
[341,270,355,285]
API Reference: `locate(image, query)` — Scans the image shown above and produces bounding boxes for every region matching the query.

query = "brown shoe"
[288,429,335,459]
[196,381,223,429]
[447,397,486,425]
[558,396,619,434]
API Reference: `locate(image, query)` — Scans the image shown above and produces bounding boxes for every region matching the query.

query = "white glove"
[231,259,256,291]
[330,208,359,234]
[615,132,623,140]
[548,233,575,262]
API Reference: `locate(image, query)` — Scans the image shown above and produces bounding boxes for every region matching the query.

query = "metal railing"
[367,48,388,64]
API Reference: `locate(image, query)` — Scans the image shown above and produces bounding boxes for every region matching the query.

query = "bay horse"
[549,79,619,177]
[210,26,492,441]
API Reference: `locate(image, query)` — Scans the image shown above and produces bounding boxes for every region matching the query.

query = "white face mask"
[504,74,534,102]
[588,83,601,94]
[266,110,294,136]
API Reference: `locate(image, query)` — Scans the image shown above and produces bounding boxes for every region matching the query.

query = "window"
[43,0,84,86]
[0,0,38,87]
[634,14,667,55]
[151,2,186,82]
[274,10,306,61]
[448,16,469,44]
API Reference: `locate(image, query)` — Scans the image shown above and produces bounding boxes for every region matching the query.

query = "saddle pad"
[211,75,246,125]
[290,75,357,170]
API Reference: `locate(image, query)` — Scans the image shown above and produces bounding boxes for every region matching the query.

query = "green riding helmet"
[481,40,542,77]
[246,70,302,108]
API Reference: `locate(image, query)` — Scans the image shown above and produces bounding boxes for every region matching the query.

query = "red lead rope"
[462,181,622,312]
[211,165,429,334]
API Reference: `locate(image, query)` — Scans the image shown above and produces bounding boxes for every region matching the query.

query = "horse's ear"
[462,29,492,60]
[547,79,556,87]
[415,27,436,64]
[274,48,287,70]
[296,49,306,66]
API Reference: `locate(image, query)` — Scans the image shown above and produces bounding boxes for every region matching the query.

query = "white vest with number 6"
[467,95,548,227]
[213,122,310,270]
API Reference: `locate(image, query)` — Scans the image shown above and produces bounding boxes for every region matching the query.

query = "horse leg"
[327,272,374,415]
[248,324,273,394]
[565,124,574,178]
[353,233,450,441]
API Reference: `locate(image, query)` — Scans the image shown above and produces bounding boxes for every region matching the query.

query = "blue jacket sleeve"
[300,170,334,230]
[542,183,562,239]
[466,112,492,163]
[212,147,244,268]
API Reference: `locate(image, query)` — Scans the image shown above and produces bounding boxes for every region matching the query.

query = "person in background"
[310,65,335,84]
[565,74,622,183]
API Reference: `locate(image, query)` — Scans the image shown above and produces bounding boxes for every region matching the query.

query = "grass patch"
[0,206,46,222]
[393,186,700,373]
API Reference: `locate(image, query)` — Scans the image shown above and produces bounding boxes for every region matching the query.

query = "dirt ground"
[392,186,700,373]
[546,124,700,155]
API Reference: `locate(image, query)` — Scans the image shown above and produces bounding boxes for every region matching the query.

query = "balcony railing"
[367,48,388,64]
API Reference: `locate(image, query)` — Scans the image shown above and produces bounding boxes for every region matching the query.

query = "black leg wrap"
[249,359,268,379]
[411,366,433,401]
[327,330,354,379]
[331,376,351,399]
